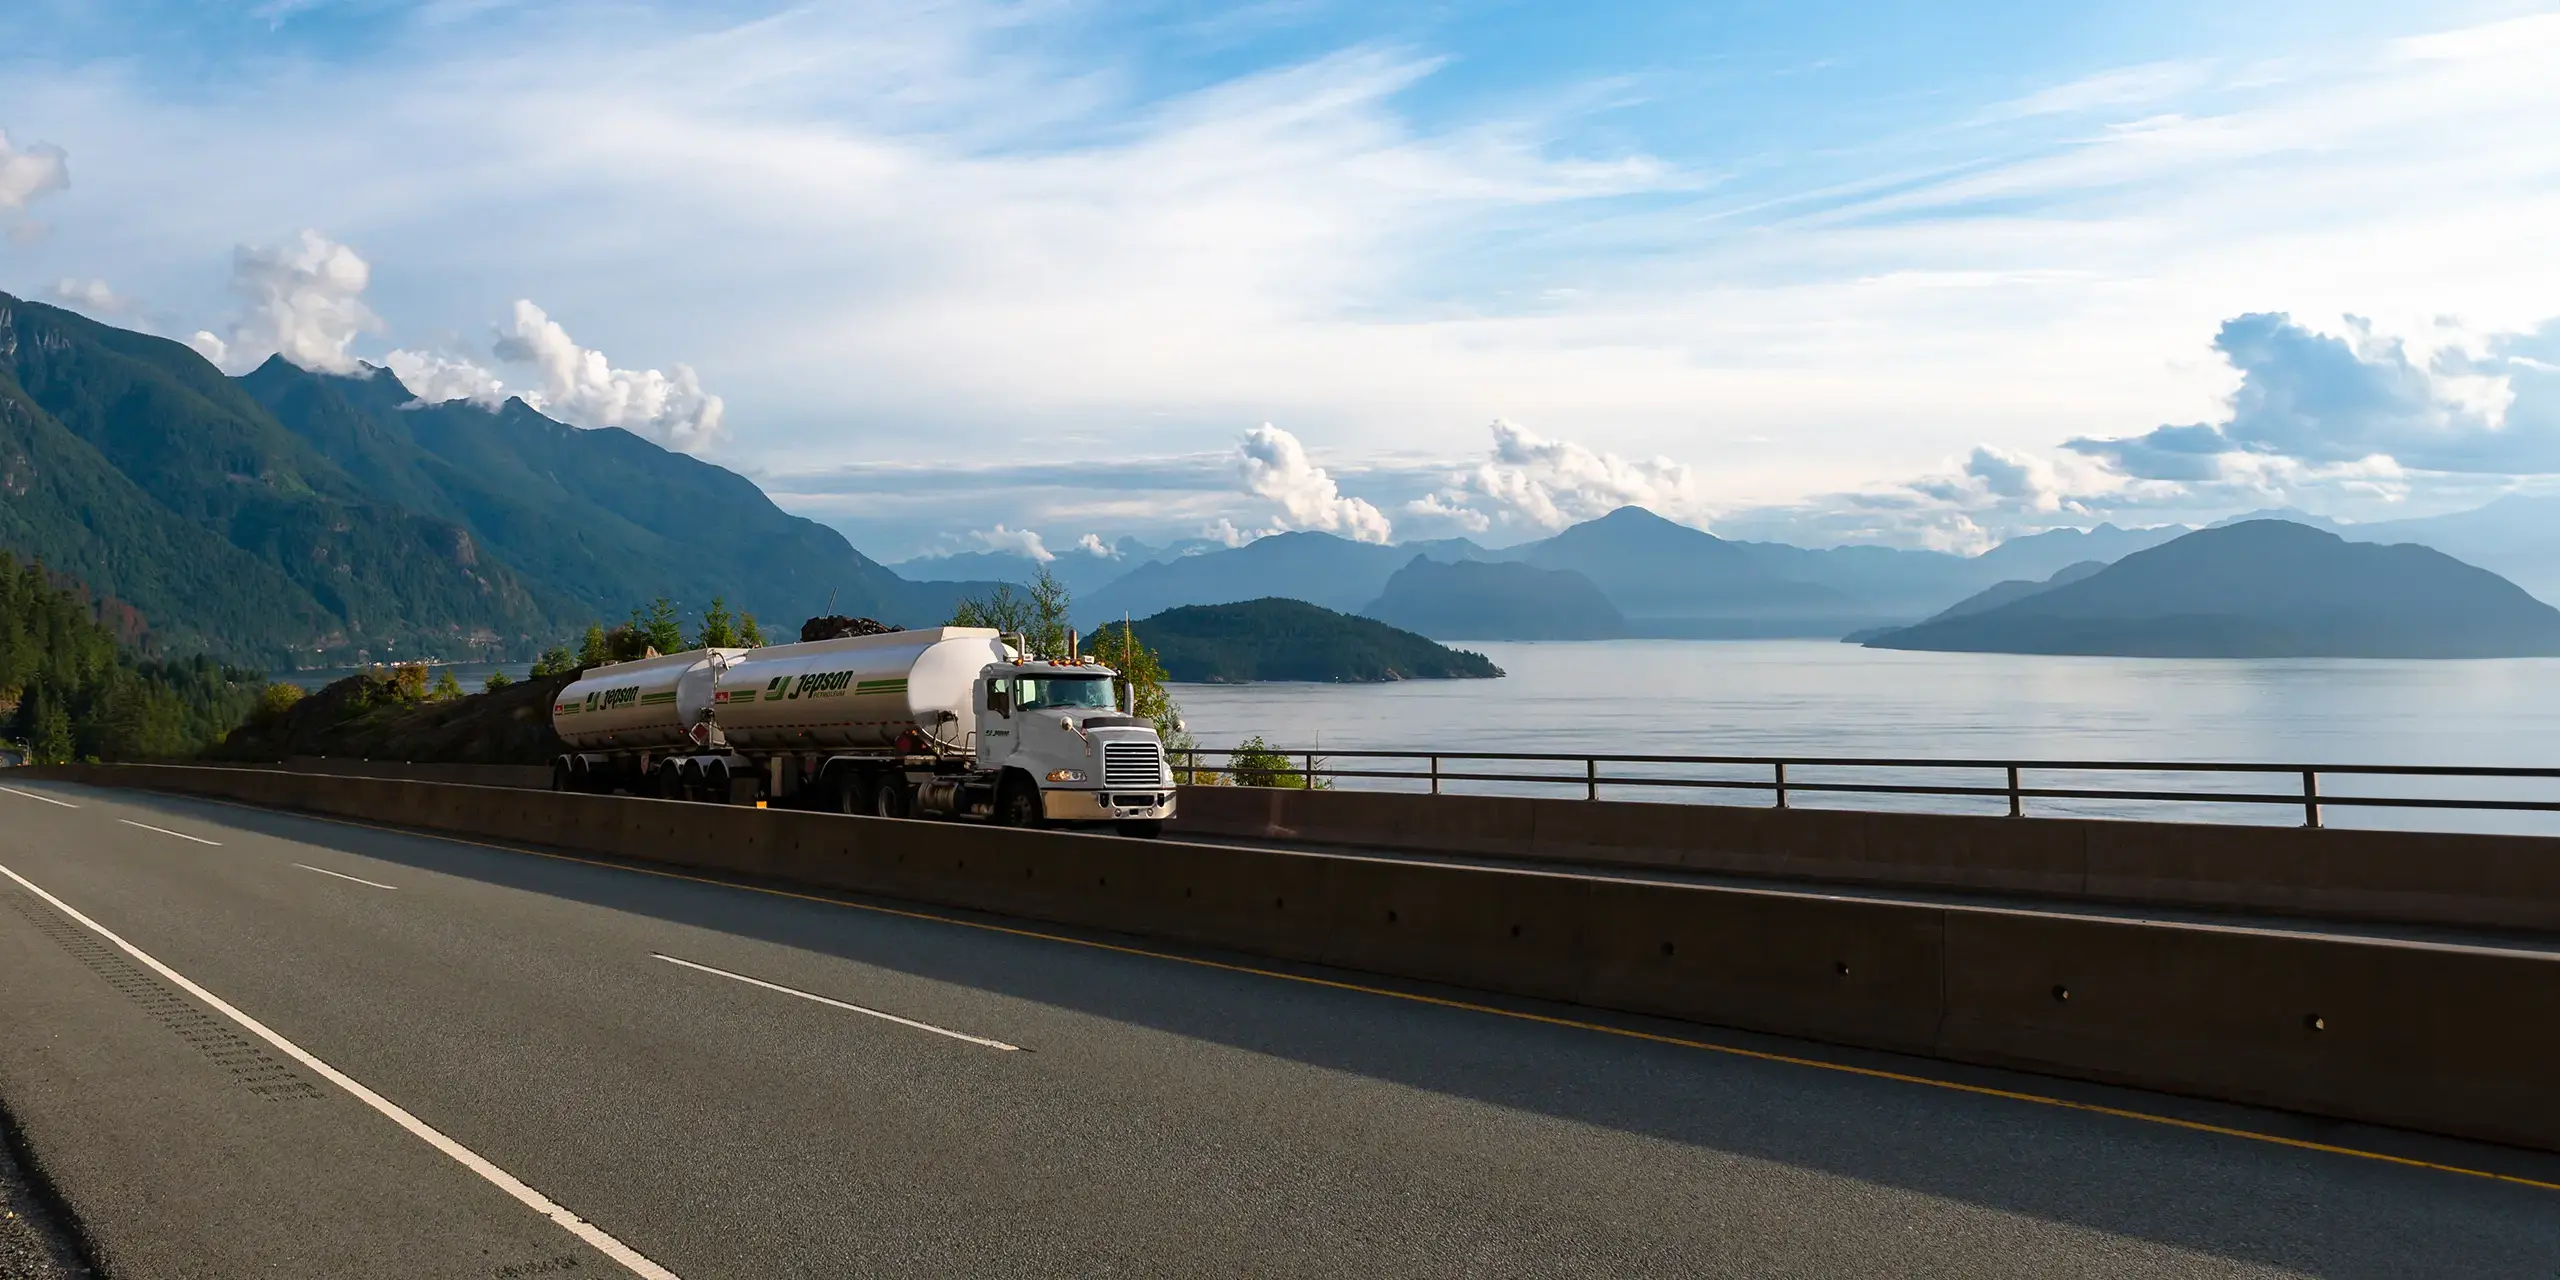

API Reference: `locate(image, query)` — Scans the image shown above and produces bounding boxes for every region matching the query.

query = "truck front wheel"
[995,775,1044,828]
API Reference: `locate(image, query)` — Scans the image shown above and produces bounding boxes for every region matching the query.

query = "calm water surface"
[1170,640,2560,833]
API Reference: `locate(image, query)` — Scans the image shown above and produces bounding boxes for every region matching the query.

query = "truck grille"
[1101,741,1165,788]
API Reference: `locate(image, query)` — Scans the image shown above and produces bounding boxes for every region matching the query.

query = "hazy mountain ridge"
[1362,557,1627,640]
[1076,532,1488,626]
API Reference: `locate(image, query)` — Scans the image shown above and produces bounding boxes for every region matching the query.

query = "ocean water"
[1168,640,2560,835]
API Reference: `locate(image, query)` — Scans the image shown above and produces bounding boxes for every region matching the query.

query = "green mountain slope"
[0,294,554,661]
[238,358,987,630]
[0,368,335,657]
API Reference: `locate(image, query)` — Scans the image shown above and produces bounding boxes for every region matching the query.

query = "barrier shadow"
[108,788,2560,1277]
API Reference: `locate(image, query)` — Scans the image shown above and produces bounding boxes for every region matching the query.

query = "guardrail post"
[1429,755,1440,796]
[1304,753,1316,790]
[2007,765,2022,818]
[1586,757,1598,801]
[2303,770,2322,829]
[1773,761,1789,809]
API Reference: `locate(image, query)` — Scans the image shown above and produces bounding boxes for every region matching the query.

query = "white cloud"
[1412,419,1708,532]
[383,348,510,408]
[189,230,380,374]
[2068,312,2560,479]
[166,234,724,453]
[0,127,67,215]
[968,523,1053,561]
[1403,490,1489,533]
[1072,533,1119,558]
[492,300,725,453]
[46,277,132,315]
[1237,424,1392,542]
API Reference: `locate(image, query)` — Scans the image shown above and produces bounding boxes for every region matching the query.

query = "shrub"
[1228,735,1329,789]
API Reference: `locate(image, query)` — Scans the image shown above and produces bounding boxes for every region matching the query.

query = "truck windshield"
[1016,675,1115,712]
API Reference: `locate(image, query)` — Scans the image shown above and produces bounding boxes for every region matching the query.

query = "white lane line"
[0,862,684,1280]
[118,819,222,846]
[0,785,78,808]
[651,953,1021,1052]
[295,863,398,891]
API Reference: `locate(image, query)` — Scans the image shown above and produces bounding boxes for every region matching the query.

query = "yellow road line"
[133,789,2560,1195]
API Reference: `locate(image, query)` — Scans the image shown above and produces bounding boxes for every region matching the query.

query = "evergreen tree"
[694,595,739,649]
[577,624,612,667]
[632,598,685,655]
[950,567,1073,659]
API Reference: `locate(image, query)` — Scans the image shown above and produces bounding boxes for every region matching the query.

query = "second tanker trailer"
[548,625,1175,836]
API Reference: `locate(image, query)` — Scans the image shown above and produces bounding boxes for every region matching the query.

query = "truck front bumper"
[1041,788,1176,823]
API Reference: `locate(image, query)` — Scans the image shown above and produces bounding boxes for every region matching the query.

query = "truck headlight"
[1046,769,1087,783]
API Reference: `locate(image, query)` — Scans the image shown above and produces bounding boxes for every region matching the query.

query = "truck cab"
[968,658,1175,834]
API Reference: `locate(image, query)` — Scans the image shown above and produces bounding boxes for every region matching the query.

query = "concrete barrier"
[39,762,2560,1153]
[1169,785,2560,935]
[268,757,556,789]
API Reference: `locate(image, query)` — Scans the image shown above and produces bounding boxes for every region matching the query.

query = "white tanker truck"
[547,626,1175,836]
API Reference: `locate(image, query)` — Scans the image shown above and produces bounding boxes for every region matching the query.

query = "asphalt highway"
[3,780,2559,1278]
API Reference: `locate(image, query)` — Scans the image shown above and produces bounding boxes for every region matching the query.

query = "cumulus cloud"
[0,128,68,228]
[1403,491,1490,533]
[1072,533,1119,558]
[491,300,725,453]
[1237,424,1393,543]
[968,523,1053,562]
[171,234,727,454]
[189,230,380,374]
[46,278,133,316]
[2067,312,2560,480]
[383,348,510,408]
[1407,419,1708,532]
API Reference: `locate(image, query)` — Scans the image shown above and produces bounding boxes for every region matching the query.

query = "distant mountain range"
[907,501,2560,647]
[1866,521,2560,658]
[0,292,996,664]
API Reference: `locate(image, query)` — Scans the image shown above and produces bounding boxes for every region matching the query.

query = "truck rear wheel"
[995,774,1043,828]
[874,777,911,819]
[552,760,572,792]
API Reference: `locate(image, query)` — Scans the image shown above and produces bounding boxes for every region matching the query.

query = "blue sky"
[3,0,2557,561]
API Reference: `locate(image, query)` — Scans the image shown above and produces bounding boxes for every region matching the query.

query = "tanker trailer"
[549,626,1174,836]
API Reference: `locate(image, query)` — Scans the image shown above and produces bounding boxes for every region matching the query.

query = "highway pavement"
[3,779,2558,1278]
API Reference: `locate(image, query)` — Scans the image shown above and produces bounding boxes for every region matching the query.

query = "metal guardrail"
[1177,748,2560,828]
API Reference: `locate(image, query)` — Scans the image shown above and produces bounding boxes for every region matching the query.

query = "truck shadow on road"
[117,791,2560,1278]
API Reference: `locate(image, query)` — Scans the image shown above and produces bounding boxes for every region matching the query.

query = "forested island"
[1089,599,1504,683]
